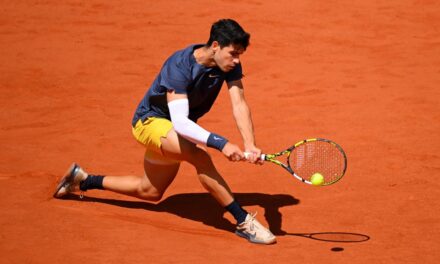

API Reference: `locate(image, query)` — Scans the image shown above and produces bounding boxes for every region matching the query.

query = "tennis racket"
[245,138,347,186]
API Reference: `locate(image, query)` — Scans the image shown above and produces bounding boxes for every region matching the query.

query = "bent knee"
[192,151,216,173]
[187,147,212,164]
[137,186,163,202]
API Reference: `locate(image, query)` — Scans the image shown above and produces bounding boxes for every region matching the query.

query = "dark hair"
[206,19,250,50]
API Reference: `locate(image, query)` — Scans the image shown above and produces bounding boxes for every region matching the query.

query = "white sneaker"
[235,213,277,244]
[53,163,88,198]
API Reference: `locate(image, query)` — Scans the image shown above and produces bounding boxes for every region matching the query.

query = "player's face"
[213,43,245,72]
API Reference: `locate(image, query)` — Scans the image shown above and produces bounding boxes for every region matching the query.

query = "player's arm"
[167,90,243,161]
[227,79,262,163]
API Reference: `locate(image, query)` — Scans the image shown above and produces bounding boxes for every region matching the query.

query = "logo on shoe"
[242,231,258,242]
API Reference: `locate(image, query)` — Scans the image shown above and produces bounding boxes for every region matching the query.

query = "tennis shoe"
[235,213,276,245]
[53,163,88,198]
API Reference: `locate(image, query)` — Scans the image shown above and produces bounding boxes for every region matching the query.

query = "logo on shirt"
[209,74,220,78]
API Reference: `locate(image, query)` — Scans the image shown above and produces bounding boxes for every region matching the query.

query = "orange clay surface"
[1,1,439,263]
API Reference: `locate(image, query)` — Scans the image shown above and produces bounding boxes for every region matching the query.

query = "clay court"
[1,0,439,263]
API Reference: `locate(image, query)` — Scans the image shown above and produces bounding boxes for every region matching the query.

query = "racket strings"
[290,141,345,184]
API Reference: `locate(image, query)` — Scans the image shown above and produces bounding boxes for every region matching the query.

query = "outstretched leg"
[53,158,180,202]
[102,159,180,201]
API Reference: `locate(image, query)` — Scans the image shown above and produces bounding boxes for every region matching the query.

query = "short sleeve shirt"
[132,44,243,126]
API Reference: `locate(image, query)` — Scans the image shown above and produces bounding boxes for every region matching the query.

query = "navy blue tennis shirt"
[132,44,243,126]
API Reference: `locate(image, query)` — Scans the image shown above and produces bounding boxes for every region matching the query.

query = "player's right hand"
[222,142,244,162]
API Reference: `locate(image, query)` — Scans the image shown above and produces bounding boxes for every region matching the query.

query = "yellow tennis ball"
[310,173,324,186]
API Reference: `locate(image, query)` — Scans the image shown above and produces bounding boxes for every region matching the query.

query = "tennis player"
[54,19,276,245]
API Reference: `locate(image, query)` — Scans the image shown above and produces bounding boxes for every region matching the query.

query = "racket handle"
[243,152,266,161]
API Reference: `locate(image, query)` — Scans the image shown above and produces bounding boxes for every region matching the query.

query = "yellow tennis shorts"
[132,117,179,164]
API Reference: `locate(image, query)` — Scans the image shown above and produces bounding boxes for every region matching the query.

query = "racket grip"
[243,152,265,161]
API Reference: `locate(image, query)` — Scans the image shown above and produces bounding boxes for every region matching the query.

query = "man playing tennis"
[54,19,276,245]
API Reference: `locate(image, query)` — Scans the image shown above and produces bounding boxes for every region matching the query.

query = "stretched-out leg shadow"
[64,192,300,233]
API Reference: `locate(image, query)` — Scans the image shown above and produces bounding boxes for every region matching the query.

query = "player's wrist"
[207,133,228,151]
[244,141,257,150]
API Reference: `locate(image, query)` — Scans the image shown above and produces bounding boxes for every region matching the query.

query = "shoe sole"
[235,230,277,245]
[53,163,79,198]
